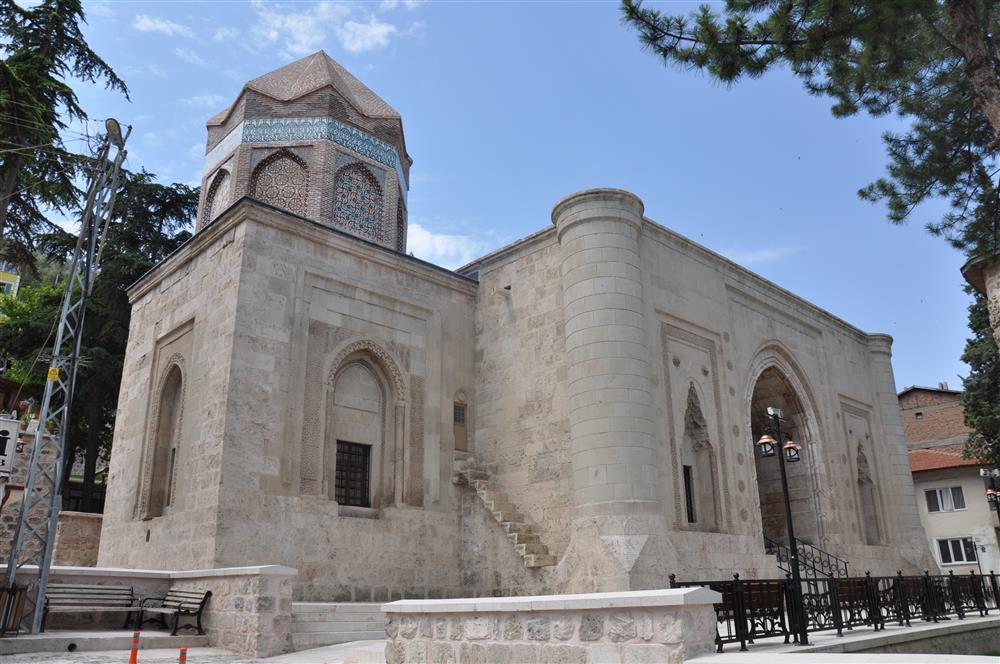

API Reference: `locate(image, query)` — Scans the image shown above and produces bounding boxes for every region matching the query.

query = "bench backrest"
[46,583,134,609]
[162,587,211,612]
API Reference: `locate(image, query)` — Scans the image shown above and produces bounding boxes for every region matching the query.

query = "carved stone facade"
[99,58,934,602]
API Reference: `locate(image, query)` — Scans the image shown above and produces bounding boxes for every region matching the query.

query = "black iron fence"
[670,570,1000,652]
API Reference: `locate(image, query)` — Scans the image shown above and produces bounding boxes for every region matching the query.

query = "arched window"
[203,169,230,223]
[250,149,308,215]
[145,364,184,519]
[333,163,384,243]
[453,391,468,451]
[679,384,718,531]
[326,362,385,508]
[396,201,406,252]
[857,444,882,545]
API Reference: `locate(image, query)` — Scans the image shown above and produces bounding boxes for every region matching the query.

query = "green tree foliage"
[0,0,127,266]
[961,291,1000,465]
[0,169,194,508]
[622,0,1000,460]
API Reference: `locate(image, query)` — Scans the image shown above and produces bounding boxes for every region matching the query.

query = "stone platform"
[0,629,209,656]
[692,615,1000,661]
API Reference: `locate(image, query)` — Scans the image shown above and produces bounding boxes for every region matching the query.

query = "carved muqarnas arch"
[135,354,187,520]
[320,339,408,509]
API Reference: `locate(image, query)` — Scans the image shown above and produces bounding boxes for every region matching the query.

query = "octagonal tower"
[195,50,411,252]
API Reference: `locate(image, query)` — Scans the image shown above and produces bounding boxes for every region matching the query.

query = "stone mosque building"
[98,51,933,601]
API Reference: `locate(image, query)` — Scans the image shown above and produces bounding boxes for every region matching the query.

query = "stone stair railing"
[453,458,557,569]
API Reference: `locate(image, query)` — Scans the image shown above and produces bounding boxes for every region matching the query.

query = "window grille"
[335,441,371,508]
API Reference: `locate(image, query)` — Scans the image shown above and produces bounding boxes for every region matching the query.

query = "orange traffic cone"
[127,631,140,664]
[178,647,187,663]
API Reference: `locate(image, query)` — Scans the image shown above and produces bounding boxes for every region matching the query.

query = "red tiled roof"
[909,443,981,472]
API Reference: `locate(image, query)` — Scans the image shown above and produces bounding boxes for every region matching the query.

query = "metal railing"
[670,570,1000,653]
[764,535,849,579]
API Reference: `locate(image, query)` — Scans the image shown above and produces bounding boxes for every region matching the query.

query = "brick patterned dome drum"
[195,50,411,252]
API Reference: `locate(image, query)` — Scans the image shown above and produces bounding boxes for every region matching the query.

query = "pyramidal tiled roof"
[208,51,400,125]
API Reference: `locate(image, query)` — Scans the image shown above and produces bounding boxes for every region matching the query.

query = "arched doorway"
[749,366,820,546]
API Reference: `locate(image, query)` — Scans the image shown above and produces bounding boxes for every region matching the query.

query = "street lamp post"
[756,406,808,646]
[982,468,1000,524]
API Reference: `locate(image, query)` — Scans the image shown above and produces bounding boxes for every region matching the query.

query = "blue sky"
[69,0,971,391]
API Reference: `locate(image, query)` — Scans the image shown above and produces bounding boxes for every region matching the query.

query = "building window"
[335,441,371,508]
[250,149,308,216]
[914,411,924,420]
[937,537,977,564]
[333,163,385,243]
[925,486,966,513]
[683,465,696,524]
[453,402,467,451]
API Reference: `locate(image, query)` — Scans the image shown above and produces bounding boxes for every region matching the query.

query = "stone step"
[493,510,524,523]
[515,542,550,556]
[292,619,384,633]
[508,531,540,545]
[293,630,387,650]
[523,554,558,568]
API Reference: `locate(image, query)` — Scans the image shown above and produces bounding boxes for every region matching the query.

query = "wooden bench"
[139,588,211,635]
[43,583,138,631]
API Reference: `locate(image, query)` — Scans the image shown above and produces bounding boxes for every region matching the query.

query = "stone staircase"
[453,458,558,569]
[291,602,386,651]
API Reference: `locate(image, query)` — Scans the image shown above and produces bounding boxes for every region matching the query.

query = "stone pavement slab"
[3,641,388,664]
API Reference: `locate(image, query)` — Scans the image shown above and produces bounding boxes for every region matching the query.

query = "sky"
[65,0,973,392]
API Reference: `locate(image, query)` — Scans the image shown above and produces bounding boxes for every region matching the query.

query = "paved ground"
[6,641,386,663]
[10,648,252,663]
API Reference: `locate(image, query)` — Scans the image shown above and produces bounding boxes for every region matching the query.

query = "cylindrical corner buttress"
[551,189,660,519]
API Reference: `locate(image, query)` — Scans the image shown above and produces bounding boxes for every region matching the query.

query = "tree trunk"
[0,152,23,241]
[81,397,101,513]
[948,0,1000,147]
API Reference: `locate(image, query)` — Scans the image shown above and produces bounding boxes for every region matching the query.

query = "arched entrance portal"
[749,366,820,546]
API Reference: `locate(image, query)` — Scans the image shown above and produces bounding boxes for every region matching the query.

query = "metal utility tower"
[2,119,130,633]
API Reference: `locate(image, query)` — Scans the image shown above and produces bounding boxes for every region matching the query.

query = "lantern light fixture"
[756,434,777,458]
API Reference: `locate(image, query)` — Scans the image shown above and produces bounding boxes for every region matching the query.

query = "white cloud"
[174,48,207,67]
[213,26,240,42]
[250,0,407,58]
[180,94,226,109]
[336,17,397,54]
[407,222,491,270]
[721,245,801,265]
[132,14,193,38]
[87,2,115,18]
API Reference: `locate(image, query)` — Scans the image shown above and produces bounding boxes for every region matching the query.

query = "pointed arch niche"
[679,384,720,532]
[855,442,884,545]
[319,340,407,513]
[250,149,309,216]
[748,361,823,545]
[333,163,385,244]
[203,167,231,223]
[136,358,186,520]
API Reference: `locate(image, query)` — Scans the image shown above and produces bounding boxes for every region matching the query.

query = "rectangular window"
[925,486,965,512]
[335,441,371,508]
[937,537,977,564]
[453,402,467,451]
[683,465,696,524]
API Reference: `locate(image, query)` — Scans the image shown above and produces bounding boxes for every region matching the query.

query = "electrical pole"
[2,120,129,633]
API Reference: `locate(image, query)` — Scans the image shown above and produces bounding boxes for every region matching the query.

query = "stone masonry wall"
[171,566,296,658]
[471,236,574,560]
[52,511,102,566]
[383,587,721,664]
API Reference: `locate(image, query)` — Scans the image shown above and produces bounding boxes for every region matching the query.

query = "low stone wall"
[0,564,296,658]
[170,565,295,658]
[382,587,721,664]
[52,511,102,566]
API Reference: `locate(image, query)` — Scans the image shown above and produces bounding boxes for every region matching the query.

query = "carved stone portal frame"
[322,339,408,511]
